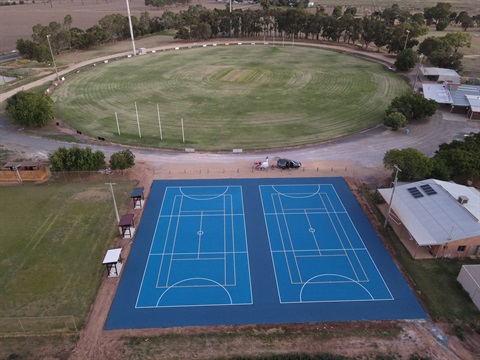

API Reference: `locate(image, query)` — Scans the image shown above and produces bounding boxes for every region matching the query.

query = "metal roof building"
[379,179,480,259]
[422,84,480,120]
[420,67,461,84]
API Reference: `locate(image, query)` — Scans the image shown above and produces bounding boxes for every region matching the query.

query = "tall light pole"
[106,182,120,224]
[403,29,410,51]
[125,0,136,56]
[384,165,402,229]
[412,53,424,92]
[229,0,232,38]
[46,35,60,82]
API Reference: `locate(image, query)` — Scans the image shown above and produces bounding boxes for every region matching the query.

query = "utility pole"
[384,165,401,229]
[46,35,60,82]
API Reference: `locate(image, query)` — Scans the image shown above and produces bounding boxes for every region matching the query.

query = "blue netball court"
[106,178,426,330]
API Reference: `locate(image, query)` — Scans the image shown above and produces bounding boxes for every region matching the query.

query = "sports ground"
[52,45,409,151]
[106,177,426,329]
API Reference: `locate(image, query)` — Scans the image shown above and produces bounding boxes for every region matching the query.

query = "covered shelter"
[422,84,480,119]
[465,94,480,120]
[420,67,461,84]
[130,187,145,209]
[102,248,123,277]
[118,213,135,238]
[457,265,480,310]
[378,179,480,259]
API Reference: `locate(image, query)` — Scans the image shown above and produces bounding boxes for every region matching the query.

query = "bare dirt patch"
[71,189,109,201]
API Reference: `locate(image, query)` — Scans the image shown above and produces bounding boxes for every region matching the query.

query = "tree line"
[16,2,479,70]
[48,147,135,171]
[384,133,480,182]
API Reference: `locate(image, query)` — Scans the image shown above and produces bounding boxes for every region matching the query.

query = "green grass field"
[0,180,135,331]
[52,46,409,151]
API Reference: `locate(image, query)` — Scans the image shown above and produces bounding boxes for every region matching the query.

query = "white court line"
[321,192,366,282]
[179,186,230,200]
[271,184,321,198]
[304,201,322,255]
[259,186,283,303]
[150,250,247,256]
[330,184,393,299]
[156,277,233,307]
[264,210,347,215]
[239,186,253,304]
[273,193,302,284]
[197,210,204,259]
[165,195,184,286]
[299,274,375,303]
[135,186,171,308]
[136,185,253,308]
[260,184,394,303]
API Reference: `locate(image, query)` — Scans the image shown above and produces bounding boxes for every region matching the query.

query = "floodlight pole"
[115,112,120,135]
[412,54,424,92]
[125,0,136,56]
[403,29,410,51]
[135,101,141,138]
[181,118,185,143]
[229,0,232,38]
[46,35,60,82]
[157,104,163,140]
[106,182,120,224]
[384,165,401,228]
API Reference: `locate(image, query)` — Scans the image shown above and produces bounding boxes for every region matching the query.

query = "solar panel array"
[420,184,437,196]
[407,187,424,198]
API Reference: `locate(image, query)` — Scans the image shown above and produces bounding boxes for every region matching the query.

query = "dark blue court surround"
[105,178,426,330]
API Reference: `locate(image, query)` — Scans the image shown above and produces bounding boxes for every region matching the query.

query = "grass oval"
[52,46,409,151]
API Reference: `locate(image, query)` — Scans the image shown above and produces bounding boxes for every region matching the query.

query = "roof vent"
[458,196,469,204]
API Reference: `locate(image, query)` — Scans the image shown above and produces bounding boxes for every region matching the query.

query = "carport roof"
[378,179,480,246]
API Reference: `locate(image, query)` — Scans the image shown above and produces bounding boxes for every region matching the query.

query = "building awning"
[119,214,134,227]
[130,187,144,198]
[102,248,122,265]
[422,84,453,104]
[466,95,480,113]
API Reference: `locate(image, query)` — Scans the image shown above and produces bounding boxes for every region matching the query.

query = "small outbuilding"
[130,187,145,209]
[102,248,123,277]
[118,213,135,238]
[420,67,461,84]
[457,265,480,310]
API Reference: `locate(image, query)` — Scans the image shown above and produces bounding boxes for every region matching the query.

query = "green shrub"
[109,149,135,170]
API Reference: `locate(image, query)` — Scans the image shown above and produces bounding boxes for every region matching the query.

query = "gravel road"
[1,42,479,178]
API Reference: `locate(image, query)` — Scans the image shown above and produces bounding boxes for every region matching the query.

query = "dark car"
[277,158,301,169]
